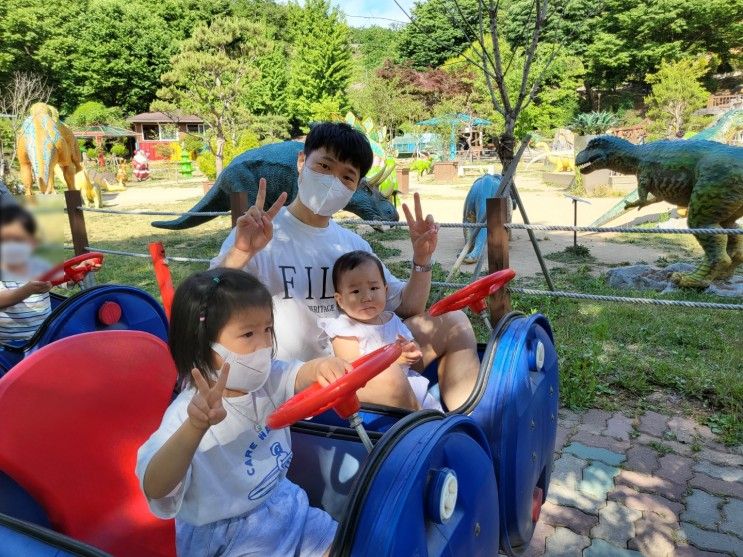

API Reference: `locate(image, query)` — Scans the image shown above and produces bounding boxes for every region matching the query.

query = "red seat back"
[0,330,177,556]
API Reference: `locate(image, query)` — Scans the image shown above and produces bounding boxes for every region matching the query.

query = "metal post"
[486,197,511,325]
[573,199,578,248]
[64,190,89,256]
[230,191,249,227]
[510,186,555,291]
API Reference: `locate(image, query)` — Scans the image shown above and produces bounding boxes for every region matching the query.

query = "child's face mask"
[0,241,33,266]
[211,344,271,393]
[298,167,354,216]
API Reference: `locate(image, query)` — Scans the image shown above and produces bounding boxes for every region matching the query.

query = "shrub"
[110,143,127,157]
[569,111,618,135]
[410,158,432,177]
[154,143,174,160]
[196,130,260,180]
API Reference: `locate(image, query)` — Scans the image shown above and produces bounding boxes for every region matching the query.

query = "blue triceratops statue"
[152,141,398,230]
[462,174,503,263]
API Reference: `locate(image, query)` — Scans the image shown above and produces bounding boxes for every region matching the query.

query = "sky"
[279,0,416,28]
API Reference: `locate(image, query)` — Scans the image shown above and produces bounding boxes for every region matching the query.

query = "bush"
[154,143,174,160]
[196,131,260,180]
[110,143,127,157]
[410,158,432,177]
[569,111,618,135]
[86,147,97,159]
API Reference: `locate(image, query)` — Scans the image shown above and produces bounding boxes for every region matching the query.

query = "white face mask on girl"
[211,344,272,393]
[0,241,33,266]
[297,166,354,216]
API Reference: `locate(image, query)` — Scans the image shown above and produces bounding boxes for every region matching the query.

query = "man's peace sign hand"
[187,363,230,431]
[402,192,439,265]
[234,178,288,256]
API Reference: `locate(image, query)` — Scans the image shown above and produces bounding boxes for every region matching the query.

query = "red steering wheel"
[38,252,104,286]
[428,269,516,316]
[267,341,403,429]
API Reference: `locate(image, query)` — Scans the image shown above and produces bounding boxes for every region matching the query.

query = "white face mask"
[1,241,33,266]
[211,344,272,393]
[298,166,354,216]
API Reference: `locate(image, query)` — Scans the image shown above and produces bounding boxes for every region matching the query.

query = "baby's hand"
[23,280,52,295]
[397,336,422,366]
[316,357,351,388]
[188,363,230,431]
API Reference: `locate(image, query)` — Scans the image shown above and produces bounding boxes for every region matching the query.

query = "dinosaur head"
[346,171,399,222]
[575,135,636,174]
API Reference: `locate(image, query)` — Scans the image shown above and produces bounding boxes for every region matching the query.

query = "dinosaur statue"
[152,140,399,230]
[462,174,503,263]
[16,103,82,200]
[53,165,101,208]
[527,141,576,173]
[590,108,743,227]
[575,135,743,287]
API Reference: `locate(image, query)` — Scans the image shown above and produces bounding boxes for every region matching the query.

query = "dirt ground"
[103,171,691,279]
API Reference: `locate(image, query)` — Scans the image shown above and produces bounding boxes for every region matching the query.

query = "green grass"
[63,198,742,445]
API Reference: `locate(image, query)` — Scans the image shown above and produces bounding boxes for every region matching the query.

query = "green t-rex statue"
[575,136,743,288]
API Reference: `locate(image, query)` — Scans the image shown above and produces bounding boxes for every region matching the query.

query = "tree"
[377,61,474,113]
[37,0,178,113]
[349,73,426,139]
[154,16,271,177]
[67,101,126,127]
[351,26,400,71]
[644,57,709,139]
[0,72,52,171]
[396,0,481,69]
[286,0,351,129]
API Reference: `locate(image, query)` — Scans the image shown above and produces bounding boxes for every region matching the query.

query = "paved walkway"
[526,409,743,556]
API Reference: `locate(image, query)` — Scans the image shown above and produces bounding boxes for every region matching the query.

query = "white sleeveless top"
[318,312,441,410]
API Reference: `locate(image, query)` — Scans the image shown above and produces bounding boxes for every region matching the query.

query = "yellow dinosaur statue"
[16,103,82,200]
[535,141,576,172]
[53,165,102,208]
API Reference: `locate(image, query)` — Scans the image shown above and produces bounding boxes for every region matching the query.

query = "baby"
[319,250,441,411]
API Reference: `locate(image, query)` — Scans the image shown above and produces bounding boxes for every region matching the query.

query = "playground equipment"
[16,103,83,200]
[0,253,168,374]
[0,270,559,556]
[575,136,743,287]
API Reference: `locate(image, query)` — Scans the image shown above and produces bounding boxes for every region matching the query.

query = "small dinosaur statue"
[576,136,743,287]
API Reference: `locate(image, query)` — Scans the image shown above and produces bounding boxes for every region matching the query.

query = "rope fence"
[57,191,742,317]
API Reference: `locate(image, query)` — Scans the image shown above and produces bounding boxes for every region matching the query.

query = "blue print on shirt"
[248,442,293,501]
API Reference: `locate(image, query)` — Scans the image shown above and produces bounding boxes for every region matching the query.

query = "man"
[212,122,478,410]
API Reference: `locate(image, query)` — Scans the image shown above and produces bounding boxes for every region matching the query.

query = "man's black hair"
[332,250,386,291]
[304,122,374,181]
[0,204,37,236]
[169,268,274,390]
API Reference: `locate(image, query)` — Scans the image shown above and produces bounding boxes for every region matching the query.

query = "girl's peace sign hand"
[188,363,230,431]
[234,178,288,256]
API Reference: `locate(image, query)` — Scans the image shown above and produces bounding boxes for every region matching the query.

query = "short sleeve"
[135,392,193,519]
[210,227,262,279]
[264,359,303,404]
[317,314,358,341]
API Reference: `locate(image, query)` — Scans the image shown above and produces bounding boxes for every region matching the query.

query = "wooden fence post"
[230,191,249,227]
[486,197,511,324]
[65,190,89,256]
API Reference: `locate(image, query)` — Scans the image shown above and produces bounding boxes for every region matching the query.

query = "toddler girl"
[0,205,52,343]
[136,269,346,557]
[319,250,441,411]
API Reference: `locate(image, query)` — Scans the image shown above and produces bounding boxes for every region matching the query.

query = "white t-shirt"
[0,257,52,343]
[212,208,406,318]
[135,359,302,526]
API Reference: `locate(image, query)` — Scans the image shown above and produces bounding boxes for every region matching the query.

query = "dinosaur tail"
[151,186,230,230]
[589,189,640,227]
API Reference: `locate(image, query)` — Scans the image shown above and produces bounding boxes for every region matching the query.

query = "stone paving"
[524,409,743,557]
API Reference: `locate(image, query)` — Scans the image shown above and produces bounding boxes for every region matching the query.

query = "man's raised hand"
[187,363,230,431]
[234,178,288,256]
[402,192,439,265]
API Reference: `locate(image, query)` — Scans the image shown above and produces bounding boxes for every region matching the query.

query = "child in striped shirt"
[0,205,52,343]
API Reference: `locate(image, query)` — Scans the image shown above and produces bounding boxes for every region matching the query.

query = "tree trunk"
[215,135,226,178]
[584,80,595,111]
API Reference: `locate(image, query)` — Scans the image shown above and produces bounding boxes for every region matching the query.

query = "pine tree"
[286,0,351,129]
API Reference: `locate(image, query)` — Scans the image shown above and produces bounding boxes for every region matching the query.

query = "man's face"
[297,147,360,191]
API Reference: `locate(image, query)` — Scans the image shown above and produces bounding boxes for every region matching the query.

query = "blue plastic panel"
[348,414,499,557]
[469,313,559,555]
